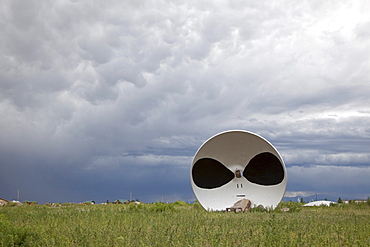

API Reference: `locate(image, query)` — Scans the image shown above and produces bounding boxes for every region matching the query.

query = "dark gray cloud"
[287,165,370,199]
[1,0,369,203]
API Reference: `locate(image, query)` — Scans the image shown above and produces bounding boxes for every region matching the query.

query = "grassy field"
[1,201,369,246]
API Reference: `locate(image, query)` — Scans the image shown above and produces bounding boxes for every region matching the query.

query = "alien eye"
[192,158,234,189]
[243,152,284,186]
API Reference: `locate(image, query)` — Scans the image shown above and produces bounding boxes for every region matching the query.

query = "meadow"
[1,201,369,246]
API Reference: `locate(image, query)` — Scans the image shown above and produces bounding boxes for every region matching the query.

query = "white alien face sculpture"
[190,130,287,211]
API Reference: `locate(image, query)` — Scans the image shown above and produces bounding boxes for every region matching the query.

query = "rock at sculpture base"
[226,199,251,213]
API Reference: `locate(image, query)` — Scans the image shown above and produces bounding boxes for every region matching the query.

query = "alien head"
[190,130,287,211]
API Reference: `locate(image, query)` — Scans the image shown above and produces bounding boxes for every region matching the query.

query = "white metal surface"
[190,130,287,211]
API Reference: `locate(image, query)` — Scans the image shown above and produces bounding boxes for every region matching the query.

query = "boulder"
[226,199,251,213]
[281,207,290,212]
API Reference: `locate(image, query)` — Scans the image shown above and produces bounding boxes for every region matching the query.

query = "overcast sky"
[1,0,369,204]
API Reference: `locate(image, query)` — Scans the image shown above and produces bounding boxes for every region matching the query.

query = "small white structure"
[303,200,336,207]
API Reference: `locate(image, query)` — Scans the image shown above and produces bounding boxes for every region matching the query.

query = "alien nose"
[235,170,242,178]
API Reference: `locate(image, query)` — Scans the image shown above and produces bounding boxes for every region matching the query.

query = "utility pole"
[17,190,20,201]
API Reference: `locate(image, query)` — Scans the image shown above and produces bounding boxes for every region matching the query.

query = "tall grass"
[1,201,369,246]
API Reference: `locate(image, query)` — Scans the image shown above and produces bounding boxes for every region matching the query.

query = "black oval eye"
[192,158,235,189]
[243,152,284,186]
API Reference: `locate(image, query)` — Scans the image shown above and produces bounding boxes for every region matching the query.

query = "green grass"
[1,201,369,246]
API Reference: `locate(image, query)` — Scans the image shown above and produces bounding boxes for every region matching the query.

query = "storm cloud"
[1,0,369,203]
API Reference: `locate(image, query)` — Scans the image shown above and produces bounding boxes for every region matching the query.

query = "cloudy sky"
[1,0,369,204]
